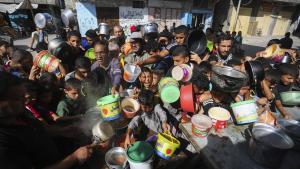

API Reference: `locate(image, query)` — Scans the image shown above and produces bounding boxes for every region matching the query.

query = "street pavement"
[13,34,300,57]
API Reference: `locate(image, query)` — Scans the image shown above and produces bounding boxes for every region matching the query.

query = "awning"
[0,0,38,14]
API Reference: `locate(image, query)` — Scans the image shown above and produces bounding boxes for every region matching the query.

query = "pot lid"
[127,141,153,162]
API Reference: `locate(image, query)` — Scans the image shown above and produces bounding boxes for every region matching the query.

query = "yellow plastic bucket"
[155,132,180,159]
[97,95,121,121]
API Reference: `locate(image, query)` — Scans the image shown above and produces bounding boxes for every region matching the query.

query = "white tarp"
[0,0,38,14]
[75,2,98,36]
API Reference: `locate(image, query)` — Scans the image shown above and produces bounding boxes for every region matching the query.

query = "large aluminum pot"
[34,13,53,28]
[48,38,68,56]
[98,23,109,35]
[92,119,115,144]
[142,23,158,35]
[105,147,127,169]
[61,9,76,27]
[249,123,294,167]
[211,66,249,93]
[278,119,300,150]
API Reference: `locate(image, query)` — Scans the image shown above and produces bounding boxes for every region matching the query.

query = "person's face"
[281,74,295,85]
[217,40,232,57]
[65,88,80,100]
[77,68,90,78]
[68,36,81,48]
[152,73,161,86]
[158,37,169,47]
[0,45,7,56]
[175,33,186,45]
[86,36,94,46]
[114,27,123,38]
[173,55,189,66]
[94,44,108,65]
[140,104,154,113]
[139,72,152,89]
[132,40,141,53]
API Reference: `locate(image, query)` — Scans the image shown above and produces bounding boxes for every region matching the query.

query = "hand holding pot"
[72,145,94,164]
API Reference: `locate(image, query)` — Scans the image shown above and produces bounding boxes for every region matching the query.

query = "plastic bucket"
[97,95,121,121]
[34,50,60,73]
[105,147,127,169]
[123,64,141,83]
[180,84,195,113]
[121,98,140,118]
[155,132,180,159]
[230,100,258,124]
[158,77,180,103]
[171,64,192,82]
[85,48,95,62]
[191,114,213,138]
[208,107,231,130]
[127,141,154,169]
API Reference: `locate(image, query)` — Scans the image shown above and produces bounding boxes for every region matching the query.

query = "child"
[138,67,153,90]
[274,63,298,119]
[172,45,190,66]
[65,57,91,81]
[124,90,169,148]
[151,70,163,93]
[56,78,84,117]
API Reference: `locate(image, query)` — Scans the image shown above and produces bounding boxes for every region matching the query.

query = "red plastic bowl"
[180,84,195,113]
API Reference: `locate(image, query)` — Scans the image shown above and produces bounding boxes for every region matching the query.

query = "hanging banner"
[119,6,148,35]
[76,2,98,36]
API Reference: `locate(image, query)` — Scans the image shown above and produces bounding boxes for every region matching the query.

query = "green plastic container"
[158,77,180,103]
[127,141,153,162]
[97,95,121,121]
[85,48,95,62]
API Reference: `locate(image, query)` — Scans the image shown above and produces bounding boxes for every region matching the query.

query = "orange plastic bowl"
[180,84,195,113]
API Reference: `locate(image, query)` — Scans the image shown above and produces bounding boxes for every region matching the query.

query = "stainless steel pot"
[105,147,127,169]
[211,66,249,92]
[142,23,158,35]
[34,13,53,29]
[61,9,76,27]
[92,119,115,144]
[278,119,300,150]
[48,38,68,56]
[98,23,109,35]
[249,123,294,167]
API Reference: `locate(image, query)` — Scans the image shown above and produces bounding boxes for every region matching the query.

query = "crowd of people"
[0,22,299,169]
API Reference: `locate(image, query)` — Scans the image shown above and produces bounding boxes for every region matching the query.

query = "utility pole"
[233,0,241,31]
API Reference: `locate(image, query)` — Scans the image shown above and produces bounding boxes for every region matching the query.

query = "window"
[133,1,145,8]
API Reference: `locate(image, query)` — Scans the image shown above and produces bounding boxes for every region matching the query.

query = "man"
[209,33,233,65]
[280,32,293,49]
[112,25,126,46]
[124,32,151,67]
[91,40,111,71]
[29,27,48,51]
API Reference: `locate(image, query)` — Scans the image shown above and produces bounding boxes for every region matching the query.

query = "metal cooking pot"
[92,119,115,144]
[278,119,300,150]
[34,13,53,29]
[98,23,109,35]
[142,23,158,35]
[48,38,68,56]
[249,123,294,167]
[105,147,127,169]
[280,91,300,106]
[211,66,249,93]
[61,9,76,27]
[187,29,207,56]
[244,60,265,88]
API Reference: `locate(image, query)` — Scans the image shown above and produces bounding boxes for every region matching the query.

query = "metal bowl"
[280,91,300,106]
[105,147,127,169]
[278,119,300,138]
[61,9,76,27]
[187,29,207,55]
[34,13,52,29]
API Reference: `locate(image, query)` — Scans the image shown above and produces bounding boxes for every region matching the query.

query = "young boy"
[65,57,91,81]
[56,78,84,117]
[274,63,298,119]
[124,90,169,148]
[172,45,190,66]
[138,67,153,90]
